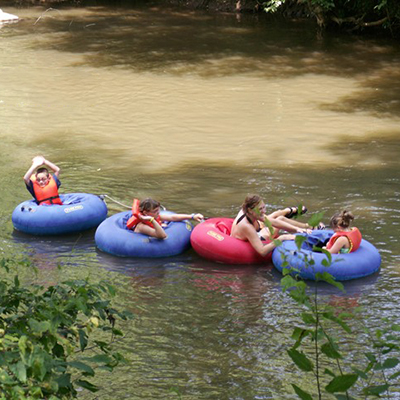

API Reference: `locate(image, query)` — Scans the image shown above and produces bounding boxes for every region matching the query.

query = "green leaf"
[287,349,314,372]
[307,212,325,228]
[365,352,377,363]
[363,384,389,396]
[301,312,316,325]
[324,368,335,377]
[390,324,400,331]
[76,379,99,392]
[84,354,113,364]
[389,370,400,380]
[32,353,47,381]
[374,357,399,370]
[321,249,332,264]
[68,361,95,376]
[10,360,27,383]
[56,373,72,388]
[295,235,307,250]
[352,367,368,380]
[334,395,357,400]
[321,342,342,359]
[78,329,88,352]
[281,275,299,291]
[263,217,275,238]
[18,335,28,356]
[322,312,351,333]
[291,327,310,345]
[314,272,344,291]
[29,319,51,335]
[325,374,358,393]
[291,384,313,400]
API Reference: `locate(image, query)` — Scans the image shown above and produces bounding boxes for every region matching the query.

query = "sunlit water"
[1,4,400,398]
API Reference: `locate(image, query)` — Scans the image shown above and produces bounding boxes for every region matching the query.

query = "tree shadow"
[324,129,400,167]
[9,5,400,116]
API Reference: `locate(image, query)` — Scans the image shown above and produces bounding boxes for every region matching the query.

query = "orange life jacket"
[326,227,362,253]
[126,199,162,230]
[31,175,63,205]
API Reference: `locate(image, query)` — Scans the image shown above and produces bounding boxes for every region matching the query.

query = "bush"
[0,258,132,399]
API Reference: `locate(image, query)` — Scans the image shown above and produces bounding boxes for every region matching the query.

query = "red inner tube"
[190,217,272,265]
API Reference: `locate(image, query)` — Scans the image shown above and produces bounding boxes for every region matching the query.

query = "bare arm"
[135,217,167,239]
[23,156,61,184]
[162,213,204,222]
[44,158,61,178]
[242,224,295,257]
[23,156,45,184]
[325,236,349,254]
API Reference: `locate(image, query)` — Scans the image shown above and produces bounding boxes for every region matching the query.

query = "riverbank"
[5,0,399,38]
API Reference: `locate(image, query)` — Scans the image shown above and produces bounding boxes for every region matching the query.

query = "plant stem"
[314,284,322,400]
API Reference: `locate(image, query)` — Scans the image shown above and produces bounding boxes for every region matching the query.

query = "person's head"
[329,210,354,231]
[140,198,161,217]
[35,168,50,188]
[242,194,266,221]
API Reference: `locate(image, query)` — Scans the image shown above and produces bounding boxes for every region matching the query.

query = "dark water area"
[1,3,400,398]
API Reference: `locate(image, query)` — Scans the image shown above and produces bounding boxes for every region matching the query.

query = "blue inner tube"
[12,193,108,236]
[95,211,193,258]
[272,230,381,281]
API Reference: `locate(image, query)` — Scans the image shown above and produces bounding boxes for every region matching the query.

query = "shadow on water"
[326,130,400,166]
[9,5,400,118]
[11,228,98,267]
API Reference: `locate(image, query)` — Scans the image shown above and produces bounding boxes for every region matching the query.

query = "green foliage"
[262,0,400,35]
[277,219,400,399]
[0,258,133,399]
[263,0,283,13]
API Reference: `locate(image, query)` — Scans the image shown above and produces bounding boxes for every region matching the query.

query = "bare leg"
[268,207,292,219]
[275,215,310,229]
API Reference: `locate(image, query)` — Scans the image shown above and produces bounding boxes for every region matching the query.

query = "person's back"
[325,210,362,254]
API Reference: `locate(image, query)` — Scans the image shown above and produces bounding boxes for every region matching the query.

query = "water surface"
[1,4,400,398]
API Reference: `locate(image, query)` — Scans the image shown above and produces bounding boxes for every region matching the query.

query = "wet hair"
[35,167,49,177]
[329,210,354,229]
[139,198,161,213]
[241,195,262,213]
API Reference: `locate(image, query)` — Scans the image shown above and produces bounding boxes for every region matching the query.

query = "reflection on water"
[1,3,400,399]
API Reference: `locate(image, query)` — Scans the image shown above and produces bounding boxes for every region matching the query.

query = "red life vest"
[326,227,362,253]
[126,199,161,230]
[31,175,63,205]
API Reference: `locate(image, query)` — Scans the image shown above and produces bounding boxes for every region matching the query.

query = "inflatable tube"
[95,211,193,258]
[272,230,381,281]
[190,217,272,264]
[12,193,108,235]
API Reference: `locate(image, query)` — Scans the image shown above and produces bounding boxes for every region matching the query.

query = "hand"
[138,214,153,222]
[297,227,312,234]
[32,155,45,167]
[278,234,296,241]
[192,213,204,222]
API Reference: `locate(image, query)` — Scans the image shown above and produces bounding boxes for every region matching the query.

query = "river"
[1,3,400,399]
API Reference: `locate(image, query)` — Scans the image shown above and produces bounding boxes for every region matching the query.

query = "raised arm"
[43,158,61,178]
[23,156,61,185]
[23,156,45,185]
